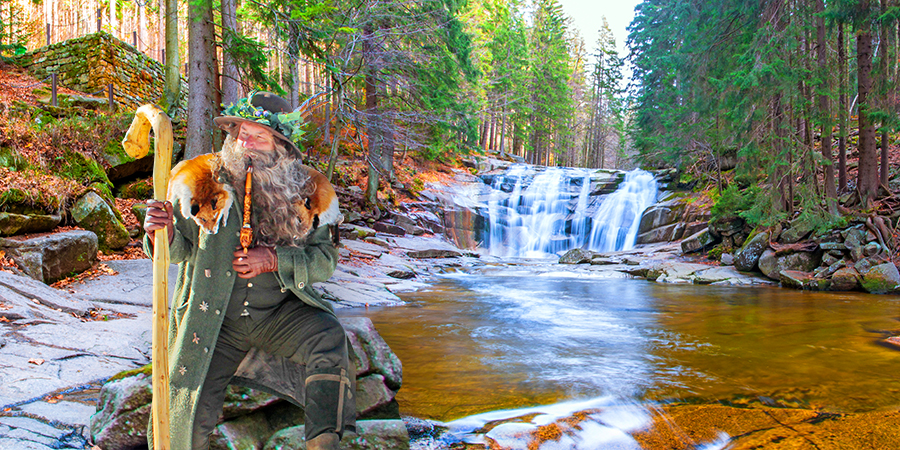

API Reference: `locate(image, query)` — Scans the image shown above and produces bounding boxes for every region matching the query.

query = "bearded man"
[143,92,354,450]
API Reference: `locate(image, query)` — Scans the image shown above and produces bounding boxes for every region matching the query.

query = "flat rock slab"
[67,259,178,307]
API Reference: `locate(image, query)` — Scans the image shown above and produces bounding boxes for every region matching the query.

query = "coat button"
[204,347,209,353]
[204,269,211,278]
[215,309,221,315]
[247,282,254,288]
[297,282,305,289]
[226,271,232,277]
[243,301,249,306]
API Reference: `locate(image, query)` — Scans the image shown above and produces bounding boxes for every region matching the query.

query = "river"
[338,263,900,448]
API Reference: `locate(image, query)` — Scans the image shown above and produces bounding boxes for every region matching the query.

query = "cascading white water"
[586,170,658,253]
[481,166,657,258]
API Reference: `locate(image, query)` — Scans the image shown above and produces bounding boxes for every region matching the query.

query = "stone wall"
[15,31,187,111]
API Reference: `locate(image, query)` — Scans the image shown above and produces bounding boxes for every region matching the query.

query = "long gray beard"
[217,135,314,247]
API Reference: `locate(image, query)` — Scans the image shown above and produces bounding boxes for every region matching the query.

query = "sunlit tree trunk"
[185,0,217,159]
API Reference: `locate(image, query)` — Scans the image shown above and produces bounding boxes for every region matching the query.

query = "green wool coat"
[143,186,339,449]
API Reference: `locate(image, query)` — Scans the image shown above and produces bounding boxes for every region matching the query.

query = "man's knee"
[290,316,349,370]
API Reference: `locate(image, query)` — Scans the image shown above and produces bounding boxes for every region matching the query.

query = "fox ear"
[190,203,200,216]
[211,198,218,210]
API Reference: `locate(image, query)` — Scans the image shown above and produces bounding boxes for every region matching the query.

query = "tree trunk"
[185,0,217,159]
[163,0,180,111]
[856,22,878,205]
[499,106,507,158]
[363,22,380,206]
[838,22,848,192]
[220,0,240,107]
[816,1,836,200]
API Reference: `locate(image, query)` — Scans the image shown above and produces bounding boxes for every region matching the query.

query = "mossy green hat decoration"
[214,91,306,155]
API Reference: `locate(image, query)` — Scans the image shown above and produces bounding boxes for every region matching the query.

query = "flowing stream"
[339,267,900,448]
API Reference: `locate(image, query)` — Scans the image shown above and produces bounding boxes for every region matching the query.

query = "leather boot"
[306,432,340,450]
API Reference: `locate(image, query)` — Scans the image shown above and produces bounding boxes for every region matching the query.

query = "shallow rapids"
[338,268,900,448]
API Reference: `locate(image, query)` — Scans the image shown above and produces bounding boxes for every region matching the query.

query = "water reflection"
[338,273,900,426]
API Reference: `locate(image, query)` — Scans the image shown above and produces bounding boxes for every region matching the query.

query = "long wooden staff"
[122,104,173,450]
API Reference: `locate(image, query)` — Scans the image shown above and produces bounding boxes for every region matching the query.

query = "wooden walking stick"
[122,104,173,450]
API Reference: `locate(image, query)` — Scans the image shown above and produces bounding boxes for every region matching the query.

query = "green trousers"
[192,299,353,450]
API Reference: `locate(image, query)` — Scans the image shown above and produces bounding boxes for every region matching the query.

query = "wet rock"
[779,270,816,290]
[860,263,900,294]
[591,256,621,265]
[386,270,415,279]
[264,420,410,450]
[734,231,769,272]
[0,212,61,237]
[559,248,593,264]
[830,267,861,291]
[693,267,738,284]
[720,253,734,266]
[71,191,130,251]
[647,262,708,283]
[0,230,98,283]
[757,249,819,280]
[373,222,406,236]
[680,229,715,254]
[407,249,462,259]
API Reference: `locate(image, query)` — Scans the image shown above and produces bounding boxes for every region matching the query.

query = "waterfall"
[480,166,658,258]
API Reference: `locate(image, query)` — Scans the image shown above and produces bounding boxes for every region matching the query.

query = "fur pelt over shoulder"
[167,153,342,243]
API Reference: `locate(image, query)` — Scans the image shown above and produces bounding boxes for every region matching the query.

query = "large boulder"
[88,369,153,450]
[637,201,685,235]
[757,249,820,280]
[0,212,61,236]
[830,267,861,291]
[709,216,745,238]
[264,420,410,450]
[681,229,715,254]
[0,230,98,283]
[559,248,593,264]
[859,263,900,294]
[734,231,770,272]
[71,191,130,251]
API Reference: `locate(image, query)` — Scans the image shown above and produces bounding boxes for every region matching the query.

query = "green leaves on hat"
[221,90,306,147]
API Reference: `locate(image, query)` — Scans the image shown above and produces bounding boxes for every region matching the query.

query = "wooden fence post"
[108,84,114,110]
[45,23,50,46]
[51,73,58,106]
[97,8,102,32]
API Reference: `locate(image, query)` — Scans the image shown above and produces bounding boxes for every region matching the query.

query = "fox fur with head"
[295,165,342,244]
[166,154,341,243]
[167,153,235,234]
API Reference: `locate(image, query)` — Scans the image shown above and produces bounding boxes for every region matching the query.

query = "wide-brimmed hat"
[214,91,306,155]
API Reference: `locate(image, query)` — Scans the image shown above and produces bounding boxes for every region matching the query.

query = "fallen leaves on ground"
[73,306,134,322]
[44,394,63,404]
[28,358,45,365]
[0,250,19,274]
[50,263,119,290]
